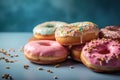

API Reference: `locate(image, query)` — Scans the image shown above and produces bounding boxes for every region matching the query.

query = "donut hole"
[97,45,110,54]
[46,24,54,28]
[40,43,50,46]
[107,27,119,31]
[99,48,110,54]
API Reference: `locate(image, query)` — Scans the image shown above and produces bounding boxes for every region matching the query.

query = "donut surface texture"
[24,40,68,64]
[99,26,120,41]
[81,38,120,72]
[55,21,99,45]
[33,21,67,40]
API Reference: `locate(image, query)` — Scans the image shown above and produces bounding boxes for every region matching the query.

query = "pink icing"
[82,39,120,68]
[24,40,68,57]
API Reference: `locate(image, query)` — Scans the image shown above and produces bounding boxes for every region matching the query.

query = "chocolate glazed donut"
[99,26,120,41]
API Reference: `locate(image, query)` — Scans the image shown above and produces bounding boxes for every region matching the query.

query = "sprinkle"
[97,57,103,61]
[92,55,96,57]
[106,57,111,63]
[104,55,108,59]
[54,64,60,68]
[79,26,83,32]
[91,41,94,44]
[87,48,91,53]
[101,58,104,61]
[87,47,90,50]
[91,45,95,48]
[106,60,109,63]
[89,55,92,58]
[99,61,103,66]
[114,53,120,60]
[119,48,120,50]
[84,48,87,51]
[116,55,119,60]
[112,45,115,46]
[102,38,107,41]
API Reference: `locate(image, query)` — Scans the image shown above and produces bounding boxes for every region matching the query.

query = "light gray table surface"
[0,32,120,80]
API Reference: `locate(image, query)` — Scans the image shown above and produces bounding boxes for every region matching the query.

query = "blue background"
[0,0,120,32]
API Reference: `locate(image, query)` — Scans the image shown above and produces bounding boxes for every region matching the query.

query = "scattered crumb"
[6,53,11,57]
[47,69,53,73]
[5,59,10,63]
[2,74,13,80]
[38,67,43,70]
[24,64,29,69]
[0,57,5,59]
[5,66,10,69]
[0,56,17,63]
[9,61,14,63]
[54,64,60,68]
[8,48,15,52]
[8,75,13,80]
[0,48,7,54]
[2,74,9,79]
[14,54,19,57]
[47,69,51,72]
[69,66,74,69]
[53,76,58,79]
[18,46,24,52]
[10,56,14,58]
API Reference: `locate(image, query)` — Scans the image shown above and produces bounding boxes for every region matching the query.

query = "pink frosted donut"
[24,40,68,64]
[81,38,120,72]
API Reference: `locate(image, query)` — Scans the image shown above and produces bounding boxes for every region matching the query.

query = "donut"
[33,21,67,40]
[24,40,68,64]
[81,38,120,72]
[28,37,40,42]
[70,44,85,62]
[55,21,99,45]
[99,26,120,41]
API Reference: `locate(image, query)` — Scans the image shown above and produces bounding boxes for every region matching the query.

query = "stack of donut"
[24,21,68,64]
[24,21,120,72]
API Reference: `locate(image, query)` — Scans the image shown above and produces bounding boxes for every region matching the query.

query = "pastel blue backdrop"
[0,0,120,32]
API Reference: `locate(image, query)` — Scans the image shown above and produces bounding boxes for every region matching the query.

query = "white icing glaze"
[33,21,67,35]
[55,21,99,37]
